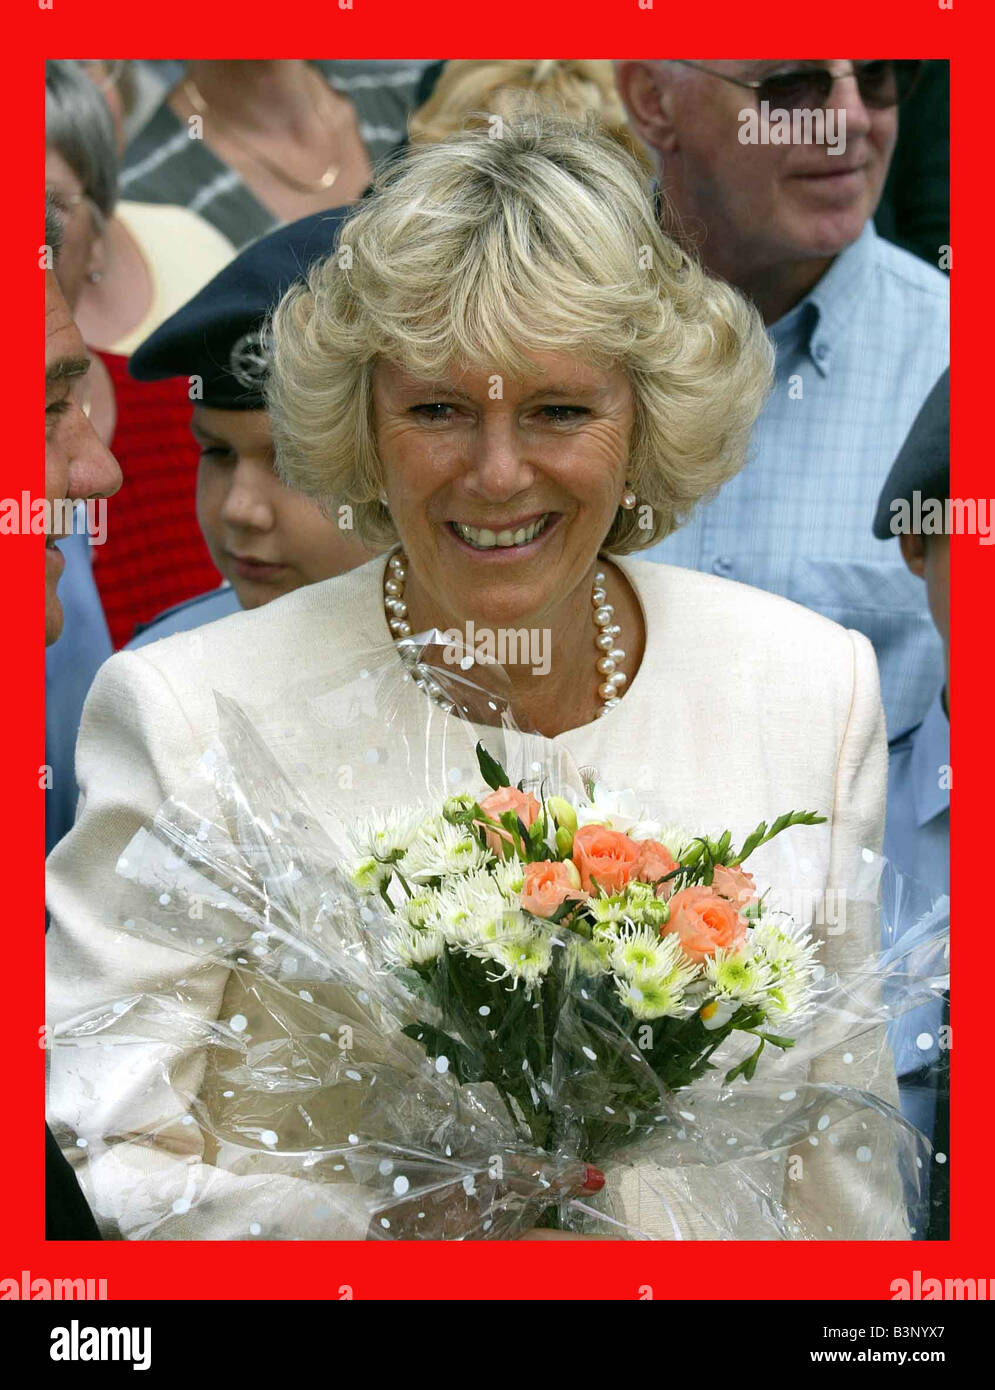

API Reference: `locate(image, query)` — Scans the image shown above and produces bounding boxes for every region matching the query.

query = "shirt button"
[712,556,733,576]
[814,343,829,363]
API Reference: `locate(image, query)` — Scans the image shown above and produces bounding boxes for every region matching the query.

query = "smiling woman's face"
[372,351,635,630]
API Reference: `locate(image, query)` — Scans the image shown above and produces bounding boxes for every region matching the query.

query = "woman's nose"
[462,419,535,500]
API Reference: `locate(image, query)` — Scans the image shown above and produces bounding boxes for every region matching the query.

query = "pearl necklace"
[383,551,627,718]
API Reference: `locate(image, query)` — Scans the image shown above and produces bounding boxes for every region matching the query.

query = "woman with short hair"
[47,119,905,1241]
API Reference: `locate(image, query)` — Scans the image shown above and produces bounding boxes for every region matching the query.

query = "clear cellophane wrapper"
[49,636,949,1240]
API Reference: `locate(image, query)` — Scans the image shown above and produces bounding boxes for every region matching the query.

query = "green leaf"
[476,741,511,792]
[733,810,826,865]
[499,810,527,860]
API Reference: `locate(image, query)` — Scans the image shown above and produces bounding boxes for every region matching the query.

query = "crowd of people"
[44,59,950,1242]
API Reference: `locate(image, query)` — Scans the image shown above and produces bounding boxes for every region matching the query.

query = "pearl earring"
[620,485,637,511]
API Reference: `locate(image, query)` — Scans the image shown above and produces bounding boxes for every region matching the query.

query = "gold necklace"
[182,70,342,194]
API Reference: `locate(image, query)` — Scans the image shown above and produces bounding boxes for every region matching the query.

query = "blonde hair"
[409,59,651,171]
[267,116,773,553]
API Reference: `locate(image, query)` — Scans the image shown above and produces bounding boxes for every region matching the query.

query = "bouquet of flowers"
[51,650,948,1242]
[352,742,825,1202]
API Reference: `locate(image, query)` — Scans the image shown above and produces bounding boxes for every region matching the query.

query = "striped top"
[119,61,431,248]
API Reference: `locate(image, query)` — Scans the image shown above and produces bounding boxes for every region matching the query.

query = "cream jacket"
[46,555,908,1240]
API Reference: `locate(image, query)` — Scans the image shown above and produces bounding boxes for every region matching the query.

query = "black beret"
[873,368,949,539]
[129,206,352,410]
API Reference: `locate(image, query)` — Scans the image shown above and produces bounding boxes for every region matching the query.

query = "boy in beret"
[873,367,949,1238]
[126,208,371,648]
[873,368,950,895]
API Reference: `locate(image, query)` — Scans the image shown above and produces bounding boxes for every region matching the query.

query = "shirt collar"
[769,219,877,376]
[910,687,950,827]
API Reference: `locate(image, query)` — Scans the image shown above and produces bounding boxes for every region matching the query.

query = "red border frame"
[9,4,975,1299]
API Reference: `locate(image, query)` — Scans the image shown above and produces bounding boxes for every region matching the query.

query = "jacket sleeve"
[46,649,372,1240]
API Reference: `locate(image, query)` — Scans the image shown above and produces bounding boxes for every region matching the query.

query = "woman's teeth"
[452,514,551,550]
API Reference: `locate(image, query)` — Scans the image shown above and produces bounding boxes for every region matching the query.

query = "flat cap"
[873,368,949,539]
[129,206,351,409]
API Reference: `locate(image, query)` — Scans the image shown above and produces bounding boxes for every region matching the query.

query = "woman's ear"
[614,62,681,160]
[899,531,927,578]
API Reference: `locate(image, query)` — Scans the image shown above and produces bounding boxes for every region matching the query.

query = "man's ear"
[615,62,681,159]
[900,531,927,578]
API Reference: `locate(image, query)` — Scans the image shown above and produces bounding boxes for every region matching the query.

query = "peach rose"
[521,860,585,918]
[662,886,748,963]
[477,786,541,856]
[633,839,678,888]
[711,863,759,913]
[571,824,641,895]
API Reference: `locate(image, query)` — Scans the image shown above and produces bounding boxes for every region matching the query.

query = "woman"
[409,59,652,174]
[118,60,427,249]
[47,119,906,1240]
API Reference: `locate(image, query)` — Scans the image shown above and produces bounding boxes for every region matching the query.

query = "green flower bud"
[442,793,477,826]
[547,796,577,834]
[555,825,574,857]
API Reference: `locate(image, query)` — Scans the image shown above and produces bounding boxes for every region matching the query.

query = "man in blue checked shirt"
[616,58,948,738]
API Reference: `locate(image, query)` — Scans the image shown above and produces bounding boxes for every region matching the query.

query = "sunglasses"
[673,60,925,111]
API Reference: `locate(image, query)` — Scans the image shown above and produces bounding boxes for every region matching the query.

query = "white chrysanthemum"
[749,916,819,974]
[610,926,694,984]
[397,816,493,882]
[351,857,393,895]
[748,916,819,1023]
[587,893,630,928]
[402,890,440,931]
[655,822,694,861]
[565,935,611,979]
[350,806,427,862]
[616,975,694,1020]
[760,968,817,1023]
[432,871,508,947]
[612,930,698,1019]
[490,859,527,901]
[473,920,554,992]
[388,926,445,967]
[702,947,774,1004]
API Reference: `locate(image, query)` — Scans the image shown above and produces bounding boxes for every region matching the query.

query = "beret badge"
[229,325,274,391]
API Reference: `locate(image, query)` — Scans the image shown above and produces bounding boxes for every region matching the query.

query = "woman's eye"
[410,403,455,421]
[540,405,588,423]
[199,446,234,463]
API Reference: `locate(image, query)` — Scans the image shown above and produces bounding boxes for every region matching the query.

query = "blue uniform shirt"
[884,688,950,1143]
[45,532,113,856]
[641,222,949,740]
[126,584,241,649]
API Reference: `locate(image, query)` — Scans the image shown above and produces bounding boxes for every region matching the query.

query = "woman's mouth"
[449,512,556,552]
